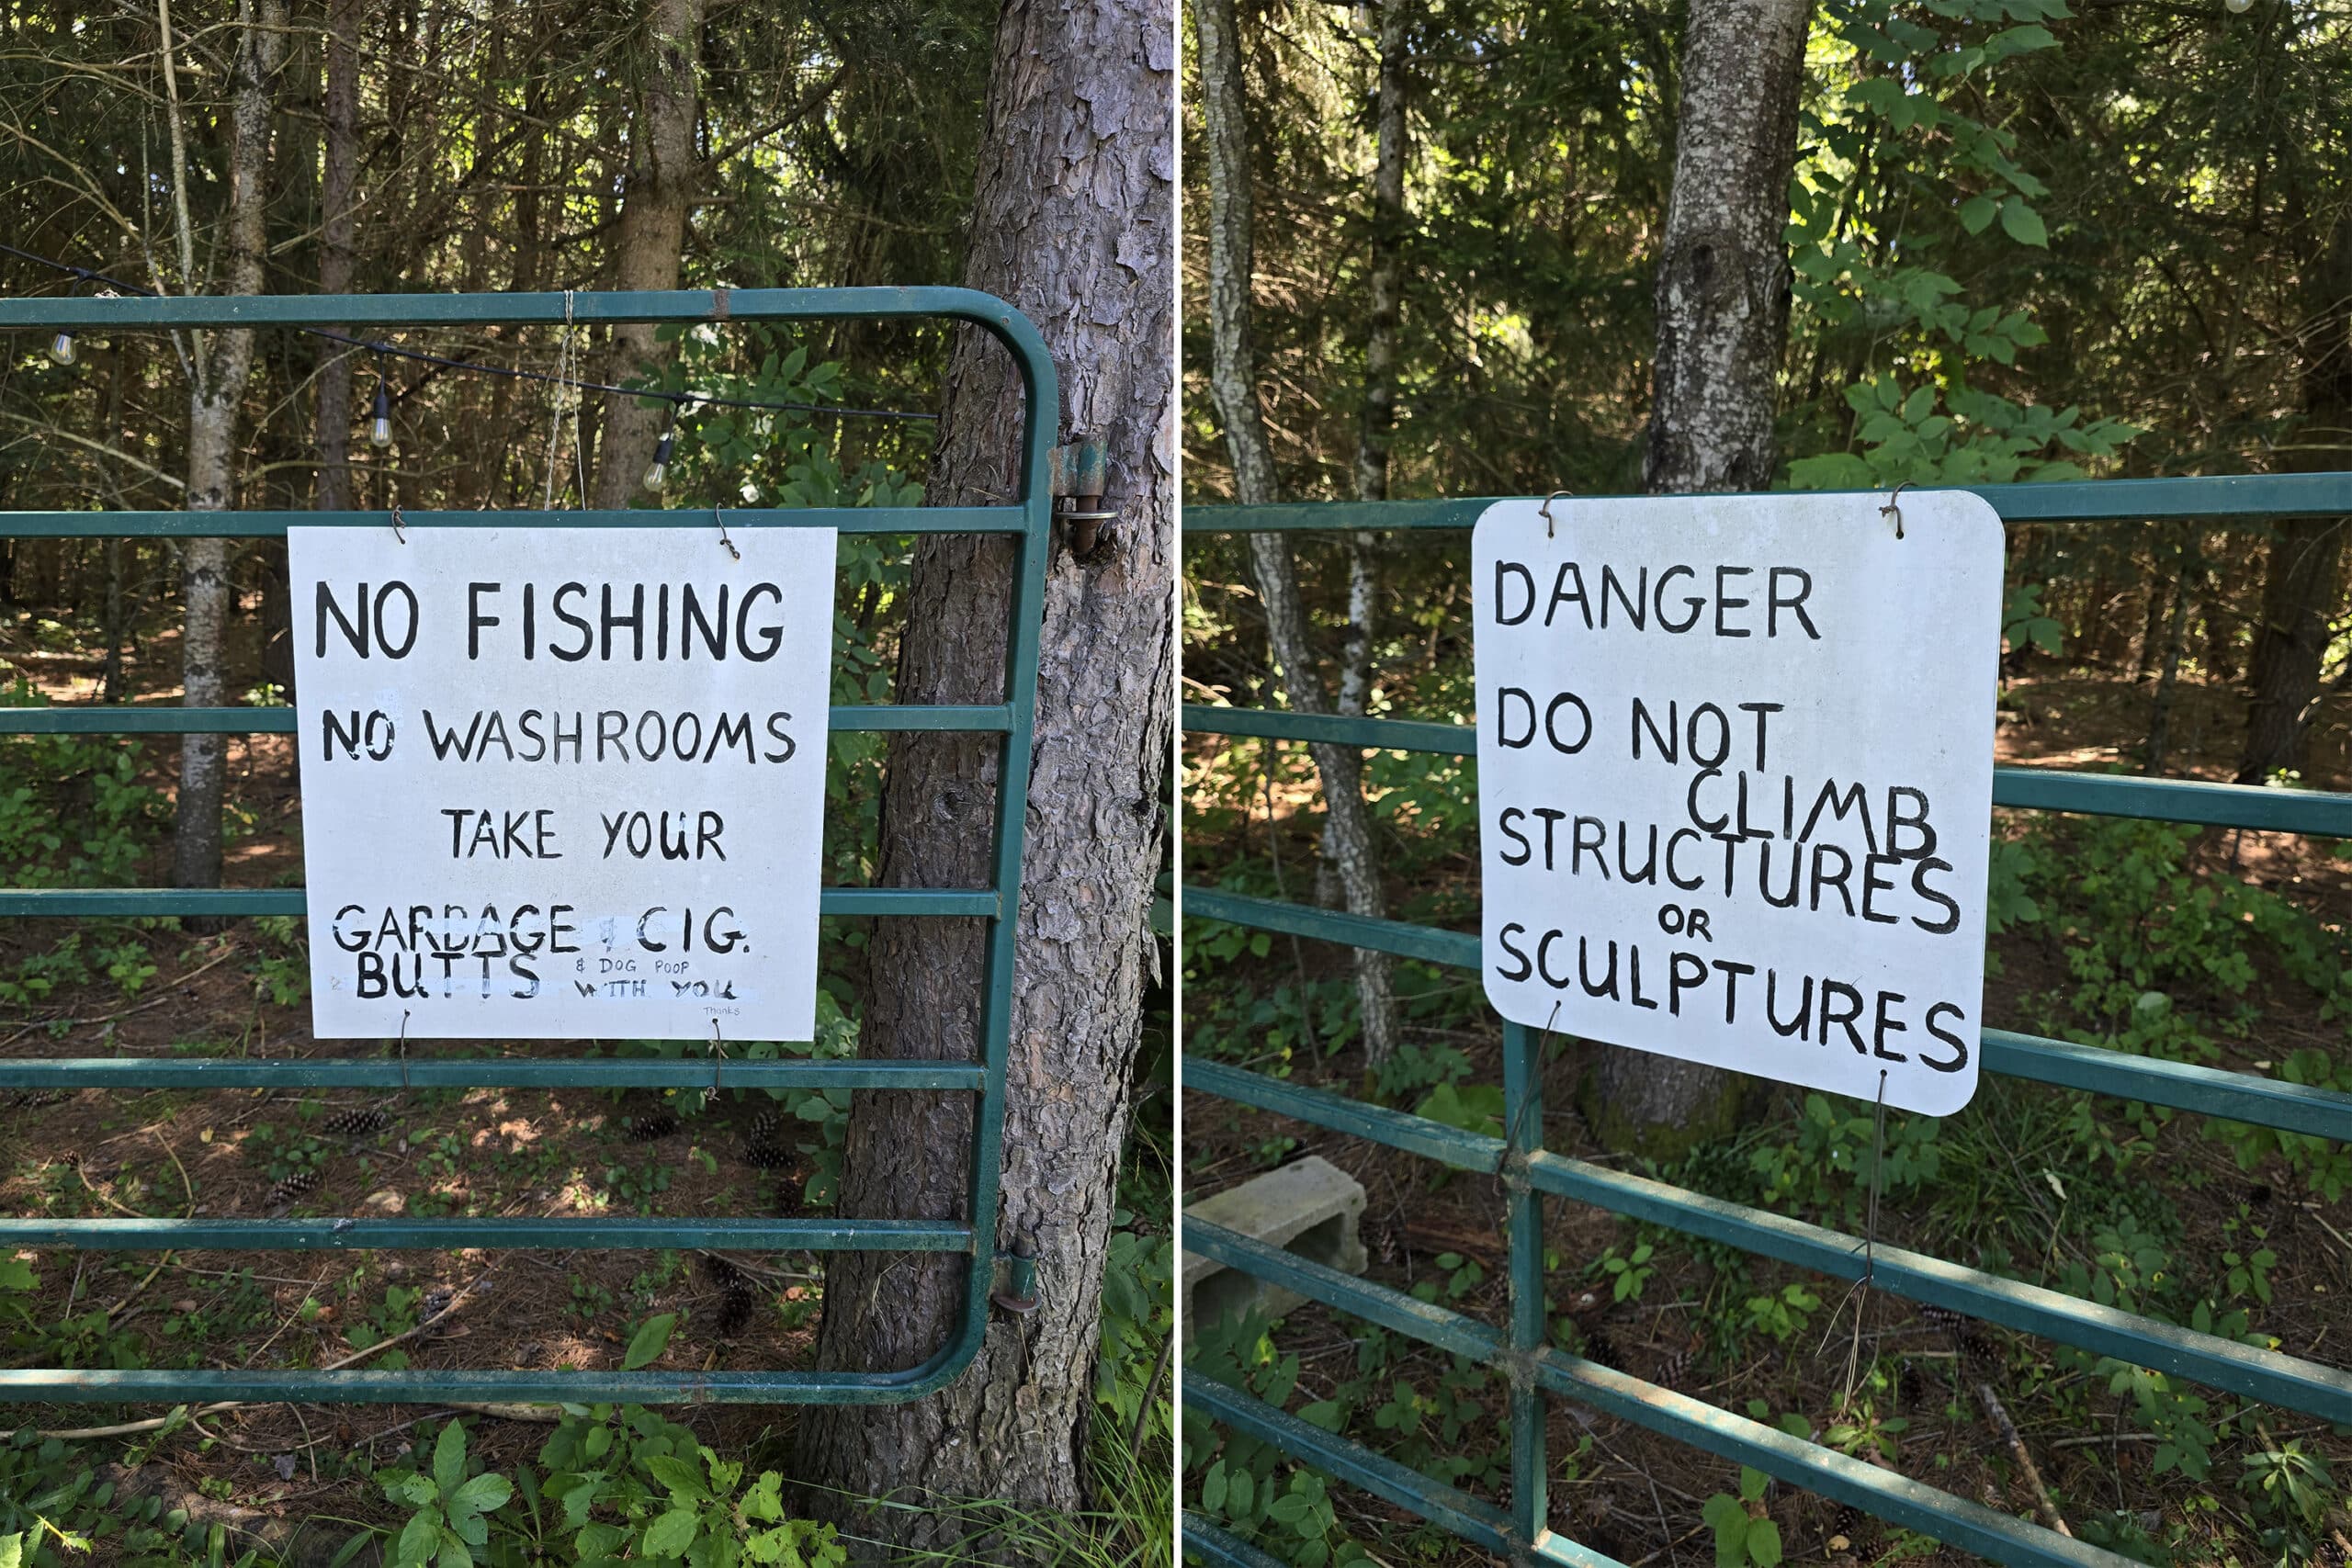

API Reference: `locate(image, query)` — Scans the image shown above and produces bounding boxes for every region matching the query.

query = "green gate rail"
[1181,477,2352,1565]
[0,285,1055,1405]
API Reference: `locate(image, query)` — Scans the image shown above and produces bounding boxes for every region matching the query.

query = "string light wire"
[0,240,939,427]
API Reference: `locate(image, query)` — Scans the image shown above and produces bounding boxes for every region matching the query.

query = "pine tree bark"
[589,0,702,510]
[173,0,283,894]
[2238,212,2352,784]
[791,0,1172,1550]
[1595,0,1811,1153]
[2237,518,2346,782]
[1198,0,1399,1069]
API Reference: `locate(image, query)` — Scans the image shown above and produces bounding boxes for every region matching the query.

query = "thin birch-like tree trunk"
[172,0,283,894]
[589,0,701,509]
[1200,0,1399,1069]
[1592,0,1812,1151]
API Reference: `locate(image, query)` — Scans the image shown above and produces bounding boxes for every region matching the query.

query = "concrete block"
[1182,1155,1366,1337]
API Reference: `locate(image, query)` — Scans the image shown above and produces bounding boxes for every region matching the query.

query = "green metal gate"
[0,286,1055,1406]
[1181,479,2352,1566]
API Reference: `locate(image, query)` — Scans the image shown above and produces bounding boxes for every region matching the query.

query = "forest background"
[1181,2,2352,1565]
[0,2,1174,1565]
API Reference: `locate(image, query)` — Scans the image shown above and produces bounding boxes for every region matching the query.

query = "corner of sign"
[1925,486,2008,555]
[1907,1070,1984,1121]
[1470,497,1532,554]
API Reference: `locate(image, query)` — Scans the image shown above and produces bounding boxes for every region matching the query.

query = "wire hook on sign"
[1880,481,1912,541]
[1538,491,1574,541]
[715,507,741,562]
[390,502,406,546]
[393,1010,412,1092]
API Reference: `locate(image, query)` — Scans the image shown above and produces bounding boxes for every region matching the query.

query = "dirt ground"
[0,619,898,1554]
[1181,676,2352,1565]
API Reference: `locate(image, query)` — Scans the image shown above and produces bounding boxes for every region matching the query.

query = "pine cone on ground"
[267,1168,322,1208]
[321,1107,390,1136]
[743,1109,788,1169]
[628,1110,682,1143]
[716,1279,756,1337]
[702,1254,757,1337]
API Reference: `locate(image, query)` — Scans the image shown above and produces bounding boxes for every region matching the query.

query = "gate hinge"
[1048,437,1114,556]
[990,1240,1039,1316]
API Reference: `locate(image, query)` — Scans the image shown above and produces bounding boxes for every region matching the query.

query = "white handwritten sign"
[290,525,834,1042]
[1474,492,2000,1115]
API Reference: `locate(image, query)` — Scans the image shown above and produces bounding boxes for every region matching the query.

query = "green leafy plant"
[344,1283,422,1371]
[1413,1080,1503,1138]
[1742,1283,1822,1345]
[1702,1468,1782,1567]
[382,1423,514,1568]
[1594,1241,1656,1303]
[537,1404,845,1568]
[2239,1438,2335,1536]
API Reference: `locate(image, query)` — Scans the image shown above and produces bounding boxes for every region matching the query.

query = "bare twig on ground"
[39,1270,496,1440]
[0,944,240,1044]
[1976,1381,2073,1538]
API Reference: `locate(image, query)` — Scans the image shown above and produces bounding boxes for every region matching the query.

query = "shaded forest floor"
[0,615,849,1561]
[0,606,1175,1565]
[1182,672,2352,1567]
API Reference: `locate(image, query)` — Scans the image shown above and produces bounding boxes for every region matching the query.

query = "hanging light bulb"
[642,426,677,493]
[47,332,75,367]
[2224,0,2253,12]
[368,371,394,450]
[642,397,689,492]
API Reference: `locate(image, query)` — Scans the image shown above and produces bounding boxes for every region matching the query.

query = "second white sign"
[1474,491,2001,1115]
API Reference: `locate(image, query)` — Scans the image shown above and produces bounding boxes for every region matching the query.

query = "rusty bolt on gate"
[1051,436,1114,555]
[992,1236,1040,1316]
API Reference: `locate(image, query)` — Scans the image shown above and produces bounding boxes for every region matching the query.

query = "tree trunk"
[266,0,361,709]
[311,0,361,520]
[2238,212,2352,784]
[1596,0,1810,1154]
[792,0,1172,1550]
[172,0,283,895]
[2203,585,2241,684]
[2135,571,2171,683]
[1317,0,1402,908]
[1352,0,1407,507]
[2146,562,2193,773]
[2237,518,2346,782]
[1198,0,1399,1071]
[589,0,701,510]
[1642,0,1811,496]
